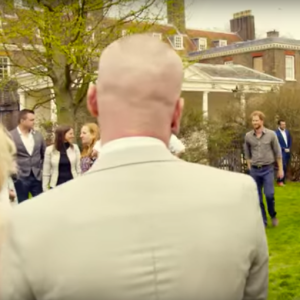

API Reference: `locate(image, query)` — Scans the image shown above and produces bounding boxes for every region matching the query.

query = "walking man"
[244,111,283,227]
[275,119,291,186]
[10,109,46,202]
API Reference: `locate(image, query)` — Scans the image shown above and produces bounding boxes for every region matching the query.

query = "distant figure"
[9,109,46,202]
[0,35,268,300]
[42,126,81,191]
[275,119,292,186]
[244,111,283,227]
[80,123,100,173]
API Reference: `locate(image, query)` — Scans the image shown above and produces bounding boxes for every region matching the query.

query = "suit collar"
[89,143,179,173]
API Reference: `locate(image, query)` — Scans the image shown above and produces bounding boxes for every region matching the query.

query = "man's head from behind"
[250,111,265,130]
[18,109,35,131]
[87,34,184,145]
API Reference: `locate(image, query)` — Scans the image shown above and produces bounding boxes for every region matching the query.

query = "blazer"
[0,141,268,300]
[275,128,292,151]
[42,144,81,191]
[9,128,46,181]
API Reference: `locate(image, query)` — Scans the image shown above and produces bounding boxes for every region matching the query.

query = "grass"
[267,183,300,300]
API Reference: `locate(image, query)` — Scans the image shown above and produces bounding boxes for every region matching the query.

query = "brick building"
[190,11,298,90]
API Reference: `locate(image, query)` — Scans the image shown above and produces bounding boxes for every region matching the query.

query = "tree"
[0,0,168,127]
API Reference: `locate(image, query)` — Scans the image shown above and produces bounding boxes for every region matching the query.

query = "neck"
[18,125,30,133]
[255,127,263,134]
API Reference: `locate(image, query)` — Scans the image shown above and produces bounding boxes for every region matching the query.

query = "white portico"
[182,63,284,118]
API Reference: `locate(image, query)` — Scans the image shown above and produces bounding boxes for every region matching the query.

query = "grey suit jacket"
[10,128,46,181]
[0,143,268,300]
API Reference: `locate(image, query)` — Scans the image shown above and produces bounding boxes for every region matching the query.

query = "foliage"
[0,0,169,126]
[267,183,300,300]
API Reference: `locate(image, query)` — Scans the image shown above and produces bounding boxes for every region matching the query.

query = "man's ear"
[87,84,98,117]
[171,97,184,134]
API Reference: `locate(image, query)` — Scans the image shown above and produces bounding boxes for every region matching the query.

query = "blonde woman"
[42,125,81,191]
[0,125,17,244]
[80,123,100,173]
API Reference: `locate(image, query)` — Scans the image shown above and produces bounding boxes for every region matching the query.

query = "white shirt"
[279,128,288,147]
[168,134,185,154]
[93,135,185,155]
[17,127,35,155]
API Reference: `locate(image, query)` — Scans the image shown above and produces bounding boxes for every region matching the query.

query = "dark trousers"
[277,155,290,184]
[14,171,43,203]
[250,165,276,225]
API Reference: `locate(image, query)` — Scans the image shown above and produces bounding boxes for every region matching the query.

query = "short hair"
[250,111,265,121]
[278,119,285,125]
[18,109,35,124]
[0,125,16,190]
[54,125,73,152]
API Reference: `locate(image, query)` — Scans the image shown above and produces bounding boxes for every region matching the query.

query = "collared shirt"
[17,127,35,156]
[244,127,282,166]
[94,135,185,155]
[279,128,288,147]
[100,137,166,155]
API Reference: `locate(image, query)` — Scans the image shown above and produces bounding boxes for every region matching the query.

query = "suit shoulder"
[183,161,253,183]
[245,131,253,138]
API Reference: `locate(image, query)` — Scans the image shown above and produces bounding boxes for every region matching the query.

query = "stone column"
[17,89,26,110]
[50,88,57,123]
[240,92,246,122]
[202,91,209,119]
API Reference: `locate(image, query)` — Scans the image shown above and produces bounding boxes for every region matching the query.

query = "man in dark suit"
[10,109,46,202]
[275,119,292,186]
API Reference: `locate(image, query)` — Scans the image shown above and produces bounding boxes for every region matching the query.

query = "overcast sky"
[185,0,300,39]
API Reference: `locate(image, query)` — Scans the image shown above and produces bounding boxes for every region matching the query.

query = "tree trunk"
[54,87,75,128]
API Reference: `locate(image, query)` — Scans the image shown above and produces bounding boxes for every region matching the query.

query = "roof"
[190,63,284,83]
[183,63,284,93]
[189,37,300,59]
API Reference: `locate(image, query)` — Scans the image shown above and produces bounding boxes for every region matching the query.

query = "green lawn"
[268,183,300,300]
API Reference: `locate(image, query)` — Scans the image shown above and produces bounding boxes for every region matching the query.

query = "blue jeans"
[250,165,276,225]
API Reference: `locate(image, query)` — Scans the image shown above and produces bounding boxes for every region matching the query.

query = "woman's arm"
[42,147,52,192]
[75,145,82,175]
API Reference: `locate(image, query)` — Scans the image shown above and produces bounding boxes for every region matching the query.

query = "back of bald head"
[97,34,183,111]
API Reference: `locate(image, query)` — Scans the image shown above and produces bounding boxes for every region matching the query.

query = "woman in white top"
[43,125,81,191]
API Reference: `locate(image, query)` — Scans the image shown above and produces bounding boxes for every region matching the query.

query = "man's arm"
[243,135,251,169]
[243,178,268,300]
[0,215,34,300]
[39,133,46,163]
[272,133,283,173]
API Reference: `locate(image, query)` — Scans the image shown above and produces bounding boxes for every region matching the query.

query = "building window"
[253,56,263,72]
[122,29,128,37]
[14,0,30,8]
[152,33,162,40]
[0,57,10,79]
[285,55,295,80]
[173,35,183,50]
[198,38,207,51]
[224,60,233,65]
[219,40,227,47]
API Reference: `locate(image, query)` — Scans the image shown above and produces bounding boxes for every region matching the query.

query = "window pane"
[253,57,263,72]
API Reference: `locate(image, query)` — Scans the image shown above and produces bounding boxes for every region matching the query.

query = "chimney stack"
[230,10,255,41]
[167,0,186,33]
[267,30,279,38]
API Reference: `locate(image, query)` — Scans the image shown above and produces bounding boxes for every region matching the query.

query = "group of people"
[0,33,288,300]
[1,109,186,204]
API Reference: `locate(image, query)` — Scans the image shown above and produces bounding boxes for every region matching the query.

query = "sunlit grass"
[267,183,300,300]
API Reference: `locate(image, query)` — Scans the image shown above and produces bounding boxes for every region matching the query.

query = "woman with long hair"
[42,125,81,191]
[80,123,100,173]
